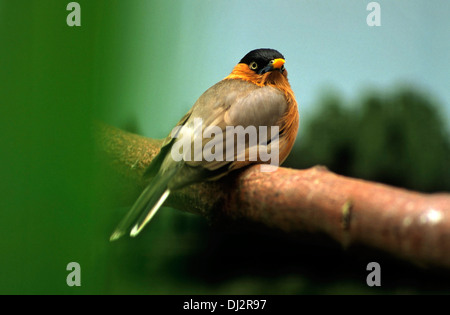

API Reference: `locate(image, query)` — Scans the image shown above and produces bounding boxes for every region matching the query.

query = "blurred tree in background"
[284,88,450,192]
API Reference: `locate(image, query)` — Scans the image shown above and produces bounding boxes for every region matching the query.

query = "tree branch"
[96,123,450,269]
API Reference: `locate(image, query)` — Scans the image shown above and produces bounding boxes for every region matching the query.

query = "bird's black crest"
[239,48,285,72]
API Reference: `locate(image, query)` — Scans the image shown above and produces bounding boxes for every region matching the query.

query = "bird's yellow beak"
[272,58,285,70]
[259,58,286,74]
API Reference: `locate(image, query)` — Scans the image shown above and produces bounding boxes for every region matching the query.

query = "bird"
[110,48,299,241]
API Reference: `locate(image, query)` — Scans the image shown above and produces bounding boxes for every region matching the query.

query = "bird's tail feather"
[109,170,175,241]
[130,189,170,237]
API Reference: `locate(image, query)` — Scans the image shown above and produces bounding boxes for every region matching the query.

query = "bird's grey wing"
[224,84,287,128]
[222,84,288,171]
[181,79,288,172]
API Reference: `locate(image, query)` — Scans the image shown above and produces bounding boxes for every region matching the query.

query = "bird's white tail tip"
[129,189,171,238]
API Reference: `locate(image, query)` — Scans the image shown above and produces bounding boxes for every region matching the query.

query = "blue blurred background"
[98,1,450,137]
[1,0,449,294]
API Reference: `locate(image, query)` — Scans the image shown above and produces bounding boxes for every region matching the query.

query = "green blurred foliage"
[285,88,450,192]
[0,1,108,294]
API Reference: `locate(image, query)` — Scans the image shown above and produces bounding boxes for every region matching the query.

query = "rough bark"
[96,123,450,269]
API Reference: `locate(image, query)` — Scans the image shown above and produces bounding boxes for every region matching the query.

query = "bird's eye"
[249,62,258,70]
